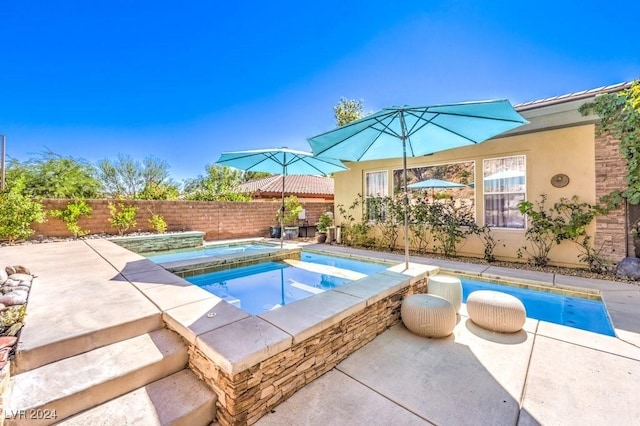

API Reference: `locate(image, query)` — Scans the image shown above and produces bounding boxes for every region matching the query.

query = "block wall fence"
[32,199,334,241]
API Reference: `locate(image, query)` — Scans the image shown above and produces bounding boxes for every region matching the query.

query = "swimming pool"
[461,278,615,336]
[186,252,390,315]
[145,242,276,263]
[300,252,391,276]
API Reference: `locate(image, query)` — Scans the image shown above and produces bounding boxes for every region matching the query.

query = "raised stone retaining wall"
[107,231,205,253]
[167,249,300,278]
[187,276,428,426]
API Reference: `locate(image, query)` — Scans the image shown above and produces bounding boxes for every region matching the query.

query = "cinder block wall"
[32,199,334,241]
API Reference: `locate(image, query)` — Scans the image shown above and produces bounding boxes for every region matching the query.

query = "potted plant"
[278,195,303,239]
[316,212,333,243]
[270,209,282,239]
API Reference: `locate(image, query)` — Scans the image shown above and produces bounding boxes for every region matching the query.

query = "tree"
[183,165,253,201]
[243,171,272,182]
[96,154,179,199]
[6,151,101,199]
[334,98,364,126]
[580,79,640,205]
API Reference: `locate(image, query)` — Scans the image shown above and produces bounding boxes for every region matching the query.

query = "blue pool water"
[300,252,390,276]
[145,242,275,263]
[165,244,614,335]
[188,262,347,315]
[461,278,615,336]
[186,252,389,315]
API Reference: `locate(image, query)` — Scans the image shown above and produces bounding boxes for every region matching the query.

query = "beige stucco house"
[331,82,631,268]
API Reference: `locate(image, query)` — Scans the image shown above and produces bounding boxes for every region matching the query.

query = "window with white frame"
[483,155,526,229]
[365,170,388,221]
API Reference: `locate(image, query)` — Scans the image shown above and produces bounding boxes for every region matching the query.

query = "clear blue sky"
[2,1,639,182]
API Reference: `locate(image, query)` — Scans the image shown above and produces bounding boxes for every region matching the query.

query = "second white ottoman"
[467,290,526,333]
[428,275,462,312]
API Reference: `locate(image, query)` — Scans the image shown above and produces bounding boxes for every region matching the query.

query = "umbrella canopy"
[308,100,529,268]
[484,170,525,180]
[407,178,466,189]
[215,148,348,247]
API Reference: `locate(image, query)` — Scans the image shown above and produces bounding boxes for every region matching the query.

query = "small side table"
[428,275,463,313]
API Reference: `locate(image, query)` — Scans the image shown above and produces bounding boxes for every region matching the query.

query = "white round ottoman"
[401,294,456,338]
[466,290,526,333]
[428,275,462,312]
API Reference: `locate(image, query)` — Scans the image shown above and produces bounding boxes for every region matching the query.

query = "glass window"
[483,156,526,229]
[365,171,388,221]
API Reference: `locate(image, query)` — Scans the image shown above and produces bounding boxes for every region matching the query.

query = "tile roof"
[514,81,632,111]
[238,175,334,197]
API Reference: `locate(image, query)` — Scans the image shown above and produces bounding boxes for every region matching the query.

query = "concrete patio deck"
[2,239,639,425]
[256,244,640,425]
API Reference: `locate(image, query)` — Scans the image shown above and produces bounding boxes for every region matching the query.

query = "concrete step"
[57,369,217,426]
[6,329,188,426]
[13,311,163,375]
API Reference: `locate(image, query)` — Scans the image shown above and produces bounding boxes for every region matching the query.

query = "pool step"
[57,369,216,426]
[6,329,192,425]
[12,312,163,375]
[283,259,367,280]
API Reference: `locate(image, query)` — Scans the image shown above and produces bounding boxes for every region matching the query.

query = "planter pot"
[316,232,327,243]
[284,226,299,239]
[269,226,282,239]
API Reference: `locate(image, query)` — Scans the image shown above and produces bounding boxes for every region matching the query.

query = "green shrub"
[108,200,138,235]
[148,213,167,234]
[0,180,46,244]
[277,196,303,226]
[316,212,333,233]
[368,195,404,251]
[468,223,504,263]
[517,195,562,266]
[518,195,606,268]
[427,199,475,257]
[336,195,374,247]
[408,198,433,254]
[49,199,92,238]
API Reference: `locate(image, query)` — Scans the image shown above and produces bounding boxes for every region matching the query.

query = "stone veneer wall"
[594,126,628,262]
[107,231,205,253]
[32,199,333,241]
[188,278,428,426]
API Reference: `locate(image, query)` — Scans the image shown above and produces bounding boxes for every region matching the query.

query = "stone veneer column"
[594,126,628,262]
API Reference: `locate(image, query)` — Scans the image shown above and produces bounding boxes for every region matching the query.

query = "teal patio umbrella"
[216,148,348,248]
[308,100,529,269]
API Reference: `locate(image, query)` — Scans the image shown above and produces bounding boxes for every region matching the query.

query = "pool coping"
[142,241,638,349]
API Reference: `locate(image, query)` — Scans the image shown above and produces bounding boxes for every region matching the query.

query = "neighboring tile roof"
[238,175,334,197]
[514,81,632,111]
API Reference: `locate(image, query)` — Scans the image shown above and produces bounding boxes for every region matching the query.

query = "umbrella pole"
[400,111,410,270]
[402,150,409,270]
[280,166,285,249]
